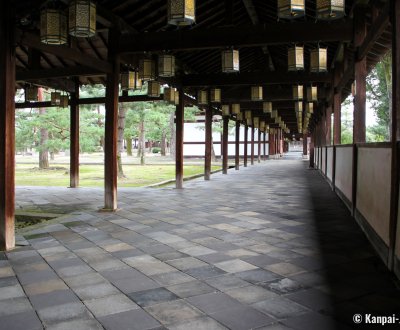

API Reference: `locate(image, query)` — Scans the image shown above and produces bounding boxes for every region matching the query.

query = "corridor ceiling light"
[231,104,240,114]
[278,0,305,19]
[288,46,304,71]
[158,54,175,77]
[197,90,208,105]
[310,47,328,72]
[174,90,180,105]
[68,0,96,38]
[168,0,195,26]
[51,92,61,106]
[25,86,38,102]
[306,102,314,114]
[121,70,142,91]
[163,87,175,103]
[210,88,221,103]
[60,95,69,108]
[139,59,156,81]
[222,105,230,117]
[263,102,272,113]
[251,86,263,101]
[147,81,160,98]
[222,49,239,73]
[316,0,345,20]
[40,7,67,45]
[293,85,303,100]
[307,86,318,101]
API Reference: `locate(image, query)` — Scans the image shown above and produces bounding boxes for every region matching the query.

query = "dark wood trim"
[235,121,240,170]
[204,104,212,180]
[251,126,255,165]
[16,66,104,81]
[335,187,353,213]
[244,124,248,167]
[222,117,229,174]
[69,81,79,188]
[352,144,358,217]
[175,88,184,189]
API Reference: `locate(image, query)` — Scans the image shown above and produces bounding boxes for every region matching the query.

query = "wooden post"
[70,81,79,188]
[175,88,184,189]
[353,8,367,143]
[269,131,274,157]
[309,134,315,168]
[222,116,229,174]
[257,129,261,163]
[104,30,120,211]
[263,132,267,161]
[244,124,248,167]
[303,133,308,155]
[235,120,240,170]
[204,104,212,180]
[0,1,15,250]
[251,126,255,165]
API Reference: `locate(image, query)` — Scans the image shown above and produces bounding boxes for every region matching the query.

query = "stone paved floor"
[1,155,400,330]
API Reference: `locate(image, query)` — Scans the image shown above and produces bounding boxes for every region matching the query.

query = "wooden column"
[104,30,120,210]
[251,126,255,165]
[175,88,184,189]
[70,81,79,188]
[222,116,229,174]
[309,134,315,168]
[244,124,248,167]
[325,106,332,146]
[257,130,261,163]
[269,131,274,156]
[354,8,367,143]
[235,120,240,170]
[303,133,308,155]
[0,1,15,250]
[204,104,212,180]
[263,132,267,161]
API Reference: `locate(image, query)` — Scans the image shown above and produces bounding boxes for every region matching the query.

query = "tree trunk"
[126,138,132,156]
[161,130,167,156]
[38,88,49,169]
[169,111,176,158]
[137,119,145,165]
[117,103,126,178]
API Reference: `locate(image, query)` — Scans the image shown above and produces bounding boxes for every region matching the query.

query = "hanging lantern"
[253,117,259,128]
[210,88,221,103]
[251,86,263,101]
[51,92,61,106]
[222,105,230,117]
[246,118,252,126]
[231,104,240,114]
[245,110,252,120]
[237,112,243,121]
[222,49,239,73]
[310,47,327,72]
[148,81,160,98]
[260,121,266,130]
[307,86,318,101]
[40,8,67,45]
[68,0,96,38]
[139,59,156,81]
[167,0,196,26]
[164,87,176,103]
[60,95,69,108]
[288,46,304,71]
[295,101,303,113]
[263,102,272,113]
[306,102,314,114]
[158,54,175,77]
[316,0,345,20]
[197,90,208,105]
[174,90,180,105]
[293,85,303,100]
[121,71,142,91]
[25,86,38,102]
[271,110,278,119]
[278,0,305,19]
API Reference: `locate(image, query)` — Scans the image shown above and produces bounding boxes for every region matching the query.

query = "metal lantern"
[253,117,259,128]
[245,110,252,120]
[139,59,156,81]
[278,0,305,19]
[306,102,314,114]
[251,86,263,101]
[310,47,327,72]
[231,104,240,114]
[288,46,304,71]
[260,120,265,130]
[51,92,61,106]
[25,86,38,102]
[295,101,303,113]
[271,110,278,119]
[263,102,272,113]
[158,54,175,77]
[293,85,303,100]
[174,90,180,105]
[210,88,221,103]
[198,90,208,105]
[40,8,67,45]
[121,71,142,90]
[222,105,230,117]
[167,0,195,26]
[164,87,176,103]
[246,118,252,126]
[222,49,239,73]
[60,95,69,108]
[237,112,243,121]
[147,81,160,98]
[307,86,318,101]
[68,0,96,38]
[316,0,345,20]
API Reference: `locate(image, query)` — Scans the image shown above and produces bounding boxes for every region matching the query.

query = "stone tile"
[168,316,228,330]
[98,309,161,330]
[0,266,14,278]
[235,269,281,284]
[150,271,195,286]
[166,257,208,271]
[282,311,350,330]
[46,318,104,330]
[226,285,279,304]
[123,255,176,276]
[286,288,334,314]
[24,278,69,296]
[266,278,304,294]
[0,285,25,300]
[167,280,216,298]
[179,246,216,257]
[36,302,91,325]
[252,297,309,319]
[214,259,258,273]
[0,276,18,288]
[187,292,244,314]
[29,289,79,310]
[205,275,249,292]
[265,263,306,276]
[74,282,120,300]
[128,287,179,307]
[0,310,42,330]
[0,297,33,317]
[84,293,139,317]
[153,251,188,262]
[184,266,227,280]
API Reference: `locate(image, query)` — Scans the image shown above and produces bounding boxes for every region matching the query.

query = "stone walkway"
[1,155,400,330]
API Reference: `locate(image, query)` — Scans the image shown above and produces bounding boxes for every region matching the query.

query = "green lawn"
[15,164,221,187]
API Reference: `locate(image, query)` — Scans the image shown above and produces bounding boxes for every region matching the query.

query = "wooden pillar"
[309,134,315,168]
[104,30,120,211]
[235,120,240,170]
[244,124,248,167]
[0,1,15,250]
[70,82,79,188]
[353,8,367,143]
[325,106,332,146]
[251,126,255,165]
[303,133,308,155]
[175,88,184,189]
[204,104,212,180]
[257,130,261,163]
[263,132,267,161]
[222,117,229,174]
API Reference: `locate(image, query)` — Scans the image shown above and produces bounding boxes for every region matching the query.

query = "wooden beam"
[235,121,240,170]
[16,66,104,82]
[0,1,15,250]
[175,88,184,189]
[119,20,353,53]
[222,117,229,174]
[70,81,79,188]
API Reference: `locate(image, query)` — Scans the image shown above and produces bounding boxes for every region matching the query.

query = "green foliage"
[152,147,161,153]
